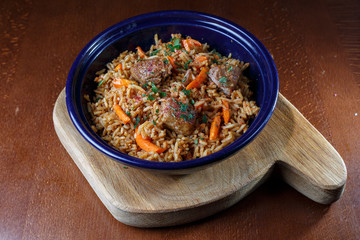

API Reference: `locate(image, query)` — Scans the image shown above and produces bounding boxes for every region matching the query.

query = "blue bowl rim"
[66,10,279,171]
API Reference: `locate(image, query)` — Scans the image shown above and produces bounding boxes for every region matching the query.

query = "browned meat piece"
[130,58,172,85]
[208,64,242,95]
[160,98,197,135]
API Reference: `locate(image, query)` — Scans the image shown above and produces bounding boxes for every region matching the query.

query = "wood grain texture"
[1,0,359,238]
[53,89,346,227]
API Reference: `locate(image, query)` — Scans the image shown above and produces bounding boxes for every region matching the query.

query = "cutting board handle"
[265,94,347,204]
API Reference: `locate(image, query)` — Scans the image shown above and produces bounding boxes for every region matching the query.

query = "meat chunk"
[130,58,172,85]
[208,64,242,95]
[160,98,197,135]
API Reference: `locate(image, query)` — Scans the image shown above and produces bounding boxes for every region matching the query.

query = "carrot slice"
[209,115,221,140]
[186,67,209,90]
[166,55,177,70]
[182,39,202,52]
[113,104,130,124]
[222,99,230,124]
[135,128,166,153]
[114,63,122,71]
[136,46,146,58]
[113,78,136,88]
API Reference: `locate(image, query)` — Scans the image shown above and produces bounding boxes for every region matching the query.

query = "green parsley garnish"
[97,80,104,87]
[142,83,148,89]
[180,104,187,112]
[126,111,131,117]
[175,62,183,69]
[123,166,128,169]
[227,66,233,72]
[151,83,159,93]
[181,114,188,121]
[219,76,228,84]
[95,97,103,102]
[156,109,159,113]
[163,59,169,64]
[184,59,193,70]
[190,99,195,105]
[211,59,218,64]
[159,92,167,98]
[147,94,155,100]
[150,49,160,56]
[182,89,191,96]
[188,113,194,119]
[195,139,198,145]
[153,120,156,126]
[173,38,181,49]
[134,117,140,129]
[202,114,208,123]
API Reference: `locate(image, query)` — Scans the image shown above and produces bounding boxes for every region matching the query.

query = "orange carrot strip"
[136,46,146,58]
[166,55,177,70]
[186,67,209,90]
[182,39,202,52]
[222,100,230,124]
[114,63,122,71]
[209,115,221,140]
[135,128,166,153]
[113,104,130,124]
[182,40,191,52]
[113,78,136,88]
[193,55,208,68]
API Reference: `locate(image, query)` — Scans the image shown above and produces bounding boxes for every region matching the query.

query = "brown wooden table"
[1,0,359,239]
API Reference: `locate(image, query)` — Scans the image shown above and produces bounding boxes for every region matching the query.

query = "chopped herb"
[188,113,194,119]
[142,83,148,89]
[156,109,159,113]
[205,72,210,74]
[180,104,187,112]
[153,120,156,125]
[132,106,136,110]
[147,94,155,100]
[159,92,167,98]
[175,62,183,69]
[211,49,222,57]
[169,106,177,111]
[163,59,169,64]
[173,38,181,49]
[171,112,176,118]
[150,49,160,56]
[190,99,195,105]
[125,111,131,117]
[184,59,193,70]
[95,97,103,102]
[97,80,104,87]
[151,82,159,93]
[227,66,233,72]
[211,59,218,64]
[182,89,191,96]
[219,76,228,84]
[181,114,188,121]
[199,137,204,140]
[123,166,128,169]
[195,139,198,145]
[142,94,146,97]
[202,114,208,123]
[134,117,140,129]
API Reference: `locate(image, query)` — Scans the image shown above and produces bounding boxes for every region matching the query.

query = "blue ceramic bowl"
[66,11,278,174]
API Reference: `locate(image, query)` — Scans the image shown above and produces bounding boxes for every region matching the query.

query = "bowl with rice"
[66,11,278,174]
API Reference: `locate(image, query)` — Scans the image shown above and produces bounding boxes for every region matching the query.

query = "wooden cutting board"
[53,89,347,228]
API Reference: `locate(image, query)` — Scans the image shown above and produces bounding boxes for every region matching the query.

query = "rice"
[86,34,259,162]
